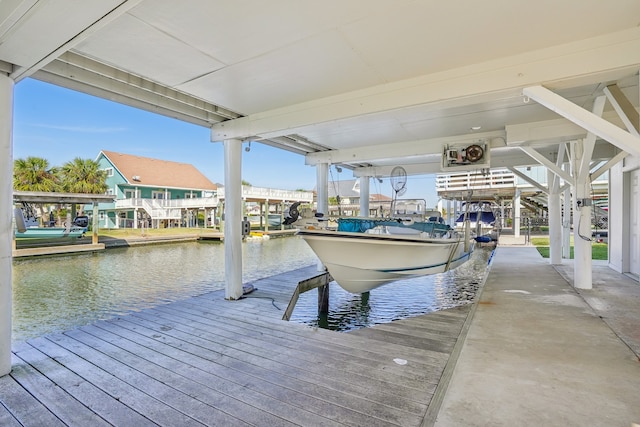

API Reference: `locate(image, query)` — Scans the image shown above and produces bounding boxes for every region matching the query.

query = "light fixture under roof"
[471,126,482,131]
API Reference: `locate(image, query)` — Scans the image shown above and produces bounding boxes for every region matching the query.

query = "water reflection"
[12,237,318,342]
[289,246,493,331]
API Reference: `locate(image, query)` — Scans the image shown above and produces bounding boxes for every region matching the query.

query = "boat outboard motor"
[283,202,301,225]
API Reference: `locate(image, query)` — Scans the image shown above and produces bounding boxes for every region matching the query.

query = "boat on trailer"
[14,204,86,240]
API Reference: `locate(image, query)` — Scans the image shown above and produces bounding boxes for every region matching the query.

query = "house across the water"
[95,150,219,229]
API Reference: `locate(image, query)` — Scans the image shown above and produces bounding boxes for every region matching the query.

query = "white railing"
[115,196,219,210]
[115,198,212,220]
[141,199,182,219]
[436,168,516,192]
[218,186,314,202]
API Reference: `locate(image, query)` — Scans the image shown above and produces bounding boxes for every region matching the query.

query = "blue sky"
[13,79,438,205]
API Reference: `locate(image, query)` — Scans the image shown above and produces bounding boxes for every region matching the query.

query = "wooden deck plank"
[155,305,446,389]
[372,321,461,340]
[24,336,220,427]
[185,293,452,362]
[0,361,65,427]
[126,307,434,408]
[149,303,443,386]
[12,343,158,427]
[0,403,21,427]
[75,324,344,427]
[61,328,301,427]
[10,351,111,427]
[347,327,457,353]
[102,314,424,426]
[92,319,414,426]
[42,332,256,427]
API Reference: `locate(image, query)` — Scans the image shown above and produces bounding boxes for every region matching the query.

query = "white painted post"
[264,200,269,232]
[548,170,562,265]
[573,180,593,289]
[0,75,13,376]
[133,207,138,229]
[359,176,370,217]
[500,200,505,230]
[223,139,243,300]
[513,189,521,238]
[280,201,285,231]
[316,163,329,271]
[562,180,571,259]
[316,164,328,217]
[453,200,459,227]
[446,200,452,226]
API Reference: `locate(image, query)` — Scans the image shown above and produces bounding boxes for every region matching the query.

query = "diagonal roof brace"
[522,85,640,158]
[519,145,574,183]
[508,167,549,195]
[603,83,639,136]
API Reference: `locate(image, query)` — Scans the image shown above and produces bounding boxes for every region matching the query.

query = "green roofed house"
[95,150,219,229]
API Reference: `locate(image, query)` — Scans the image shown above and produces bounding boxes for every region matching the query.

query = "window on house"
[152,191,170,199]
[106,188,114,195]
[103,167,114,177]
[99,212,105,220]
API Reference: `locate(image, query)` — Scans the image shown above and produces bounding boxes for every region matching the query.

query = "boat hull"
[15,227,85,239]
[298,229,473,293]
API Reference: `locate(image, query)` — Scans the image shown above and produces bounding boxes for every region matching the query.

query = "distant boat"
[296,216,475,293]
[14,204,85,240]
[247,213,283,228]
[455,201,497,238]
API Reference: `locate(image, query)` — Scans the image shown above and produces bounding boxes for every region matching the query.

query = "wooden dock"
[2,266,478,426]
[13,243,106,258]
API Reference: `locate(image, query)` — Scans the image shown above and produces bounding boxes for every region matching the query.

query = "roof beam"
[10,0,144,82]
[36,52,239,126]
[305,131,504,165]
[211,28,640,142]
[351,141,617,177]
[522,85,640,158]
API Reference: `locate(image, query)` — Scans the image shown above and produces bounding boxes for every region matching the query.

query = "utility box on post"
[242,217,251,236]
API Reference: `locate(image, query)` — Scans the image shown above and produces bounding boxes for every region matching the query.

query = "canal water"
[288,246,493,330]
[12,237,493,343]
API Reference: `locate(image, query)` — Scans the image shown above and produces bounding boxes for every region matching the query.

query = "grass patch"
[531,236,608,260]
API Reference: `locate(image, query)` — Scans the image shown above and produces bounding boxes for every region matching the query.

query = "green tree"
[13,156,60,192]
[13,156,60,223]
[60,157,107,194]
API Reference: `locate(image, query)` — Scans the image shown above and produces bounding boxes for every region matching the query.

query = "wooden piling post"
[318,283,329,315]
[282,271,332,321]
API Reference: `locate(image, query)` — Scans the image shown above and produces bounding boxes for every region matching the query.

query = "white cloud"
[31,123,127,133]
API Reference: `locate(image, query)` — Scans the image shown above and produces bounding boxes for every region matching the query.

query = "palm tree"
[13,156,60,223]
[60,157,107,194]
[13,156,60,192]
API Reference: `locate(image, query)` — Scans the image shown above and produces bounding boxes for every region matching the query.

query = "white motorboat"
[297,217,474,293]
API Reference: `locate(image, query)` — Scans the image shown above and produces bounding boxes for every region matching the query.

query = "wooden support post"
[282,272,332,321]
[318,284,329,315]
[92,203,99,245]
